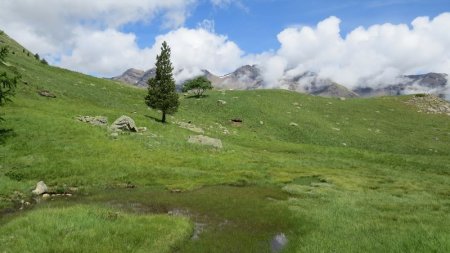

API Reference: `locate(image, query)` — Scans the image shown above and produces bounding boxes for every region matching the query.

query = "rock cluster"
[77,116,108,126]
[406,95,450,116]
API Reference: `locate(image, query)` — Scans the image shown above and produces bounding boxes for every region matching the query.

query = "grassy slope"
[1,32,450,252]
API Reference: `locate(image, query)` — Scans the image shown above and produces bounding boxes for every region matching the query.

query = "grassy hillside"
[1,32,450,252]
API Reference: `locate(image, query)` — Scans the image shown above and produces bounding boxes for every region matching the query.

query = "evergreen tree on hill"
[145,41,179,123]
[0,46,21,121]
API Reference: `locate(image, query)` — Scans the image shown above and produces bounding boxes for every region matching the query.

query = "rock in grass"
[188,135,223,149]
[77,116,108,126]
[137,127,147,132]
[32,181,48,195]
[110,115,137,132]
[38,90,56,98]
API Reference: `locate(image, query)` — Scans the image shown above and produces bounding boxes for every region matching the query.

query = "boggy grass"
[0,205,192,253]
[80,186,300,253]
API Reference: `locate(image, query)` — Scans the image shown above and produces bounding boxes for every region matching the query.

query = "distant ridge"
[111,66,448,99]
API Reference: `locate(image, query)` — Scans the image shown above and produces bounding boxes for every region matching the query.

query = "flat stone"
[38,90,56,98]
[77,116,108,126]
[188,135,223,149]
[137,127,147,132]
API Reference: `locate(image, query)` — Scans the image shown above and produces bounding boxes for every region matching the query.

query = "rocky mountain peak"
[111,66,448,99]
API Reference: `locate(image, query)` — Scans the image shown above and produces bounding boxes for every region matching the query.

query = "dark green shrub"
[5,170,25,181]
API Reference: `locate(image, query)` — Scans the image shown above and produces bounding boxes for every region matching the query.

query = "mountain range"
[111,65,449,99]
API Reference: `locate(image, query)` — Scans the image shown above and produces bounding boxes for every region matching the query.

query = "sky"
[0,0,449,87]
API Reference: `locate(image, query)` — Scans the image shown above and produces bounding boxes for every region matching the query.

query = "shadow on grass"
[144,115,163,123]
[184,95,210,99]
[0,128,15,144]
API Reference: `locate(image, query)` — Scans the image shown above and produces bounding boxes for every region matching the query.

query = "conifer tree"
[0,46,21,121]
[145,41,179,123]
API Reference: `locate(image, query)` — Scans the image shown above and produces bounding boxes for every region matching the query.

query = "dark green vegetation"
[0,32,450,252]
[182,76,213,97]
[0,45,20,119]
[146,41,179,123]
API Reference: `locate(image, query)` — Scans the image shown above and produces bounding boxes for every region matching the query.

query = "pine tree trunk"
[162,111,166,123]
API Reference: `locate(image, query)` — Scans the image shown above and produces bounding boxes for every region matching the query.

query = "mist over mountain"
[112,65,449,99]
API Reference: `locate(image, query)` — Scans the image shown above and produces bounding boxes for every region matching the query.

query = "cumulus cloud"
[58,27,245,78]
[0,0,247,78]
[262,13,450,88]
[150,27,245,81]
[0,0,196,73]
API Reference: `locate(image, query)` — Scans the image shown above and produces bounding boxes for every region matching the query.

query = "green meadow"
[1,32,449,252]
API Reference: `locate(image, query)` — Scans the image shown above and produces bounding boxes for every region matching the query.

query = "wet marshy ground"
[1,185,300,253]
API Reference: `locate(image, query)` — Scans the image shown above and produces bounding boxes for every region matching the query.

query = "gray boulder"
[32,181,48,195]
[110,115,137,132]
[188,135,223,149]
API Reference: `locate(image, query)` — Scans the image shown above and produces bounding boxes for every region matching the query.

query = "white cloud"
[0,0,196,70]
[152,27,245,81]
[59,28,153,76]
[0,0,246,78]
[59,27,245,78]
[262,13,450,88]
